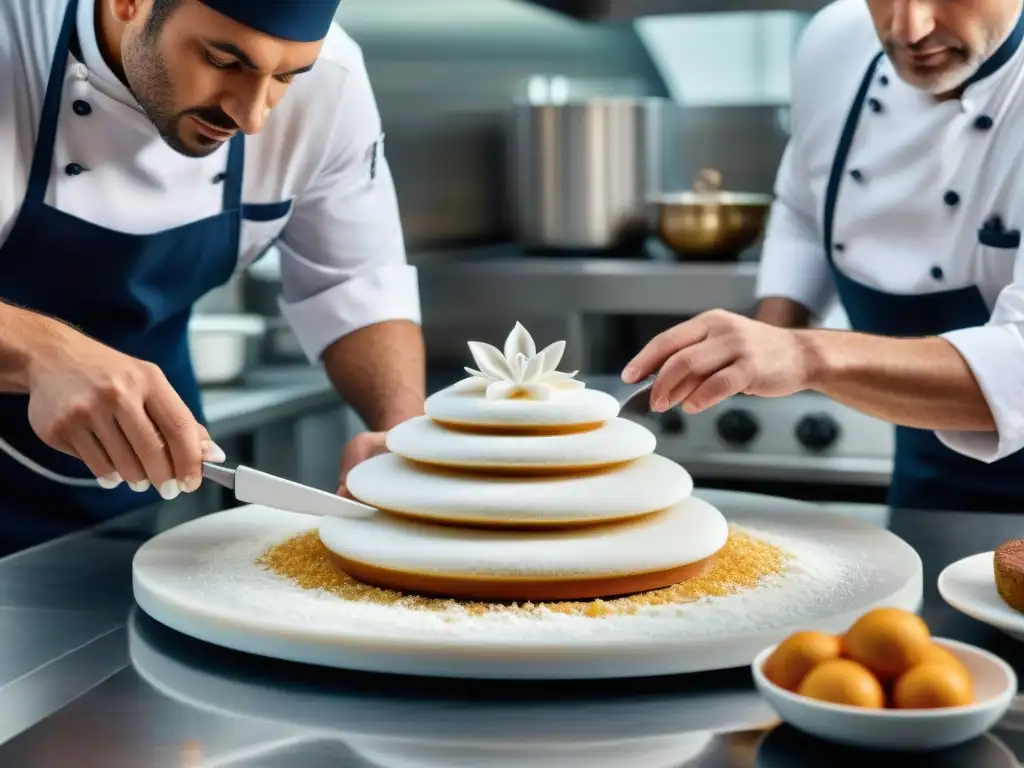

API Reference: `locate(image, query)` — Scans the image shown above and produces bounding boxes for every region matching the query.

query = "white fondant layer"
[424,385,619,428]
[386,416,656,469]
[318,496,729,578]
[345,453,694,525]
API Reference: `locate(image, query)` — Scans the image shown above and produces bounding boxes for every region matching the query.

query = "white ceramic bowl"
[188,313,266,385]
[751,638,1016,751]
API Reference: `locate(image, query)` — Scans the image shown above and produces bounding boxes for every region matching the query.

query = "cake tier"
[385,415,656,471]
[345,452,693,527]
[423,385,619,432]
[318,495,730,601]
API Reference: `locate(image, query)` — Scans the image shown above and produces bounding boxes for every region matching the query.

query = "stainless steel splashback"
[336,0,669,249]
[335,1,792,250]
[662,105,790,193]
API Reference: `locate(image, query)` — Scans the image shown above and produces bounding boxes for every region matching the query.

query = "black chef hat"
[199,1,342,42]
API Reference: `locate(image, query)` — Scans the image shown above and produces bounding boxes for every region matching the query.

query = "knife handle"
[201,461,235,489]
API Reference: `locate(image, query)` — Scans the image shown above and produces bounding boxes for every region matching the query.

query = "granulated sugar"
[189,521,870,643]
[256,526,787,617]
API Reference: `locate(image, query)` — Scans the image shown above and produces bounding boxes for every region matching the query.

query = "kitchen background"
[189,0,890,520]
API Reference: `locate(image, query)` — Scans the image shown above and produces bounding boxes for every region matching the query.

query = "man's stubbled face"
[120,0,322,157]
[866,0,1019,96]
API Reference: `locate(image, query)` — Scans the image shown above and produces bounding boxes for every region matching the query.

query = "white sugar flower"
[452,322,586,400]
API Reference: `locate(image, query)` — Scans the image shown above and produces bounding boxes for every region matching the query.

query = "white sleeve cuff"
[754,246,835,318]
[754,244,836,319]
[754,197,836,319]
[278,263,422,363]
[935,324,1024,463]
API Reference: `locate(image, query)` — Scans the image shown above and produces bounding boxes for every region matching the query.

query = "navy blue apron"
[0,0,242,551]
[824,52,1024,512]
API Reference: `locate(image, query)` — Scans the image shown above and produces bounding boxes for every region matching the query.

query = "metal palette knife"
[202,462,378,519]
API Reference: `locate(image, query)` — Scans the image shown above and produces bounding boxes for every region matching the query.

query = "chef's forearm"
[797,330,995,431]
[0,301,74,393]
[321,319,426,431]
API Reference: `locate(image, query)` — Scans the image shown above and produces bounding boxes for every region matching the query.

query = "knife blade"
[202,462,378,519]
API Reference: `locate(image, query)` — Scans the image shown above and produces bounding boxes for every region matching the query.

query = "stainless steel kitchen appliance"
[509,96,667,250]
[590,374,895,503]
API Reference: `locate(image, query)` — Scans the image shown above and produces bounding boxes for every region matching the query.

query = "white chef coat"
[755,0,1024,464]
[0,0,421,363]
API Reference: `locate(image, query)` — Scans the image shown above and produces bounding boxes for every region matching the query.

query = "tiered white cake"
[318,323,729,601]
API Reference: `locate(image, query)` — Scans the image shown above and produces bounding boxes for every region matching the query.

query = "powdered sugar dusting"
[187,520,882,643]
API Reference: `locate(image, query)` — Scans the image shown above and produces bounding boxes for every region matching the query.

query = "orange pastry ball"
[764,631,843,691]
[798,659,885,708]
[916,643,970,681]
[842,607,932,680]
[893,663,974,709]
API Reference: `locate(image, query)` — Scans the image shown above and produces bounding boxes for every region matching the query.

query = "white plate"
[132,489,923,680]
[939,552,1024,642]
[752,638,1016,751]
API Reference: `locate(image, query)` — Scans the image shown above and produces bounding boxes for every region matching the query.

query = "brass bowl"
[648,169,773,259]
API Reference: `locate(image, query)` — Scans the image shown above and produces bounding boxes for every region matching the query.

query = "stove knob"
[658,409,685,435]
[796,413,841,451]
[716,409,759,446]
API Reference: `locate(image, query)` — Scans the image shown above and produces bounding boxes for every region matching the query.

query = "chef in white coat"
[0,0,425,551]
[623,0,1024,511]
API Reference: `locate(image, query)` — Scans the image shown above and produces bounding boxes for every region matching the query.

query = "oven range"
[587,375,895,505]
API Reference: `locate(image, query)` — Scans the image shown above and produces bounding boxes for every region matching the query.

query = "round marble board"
[132,489,923,680]
[128,609,761,753]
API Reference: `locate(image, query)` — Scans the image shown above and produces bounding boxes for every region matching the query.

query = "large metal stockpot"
[509,97,667,250]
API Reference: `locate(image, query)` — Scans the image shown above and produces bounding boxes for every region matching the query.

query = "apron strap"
[221,134,245,211]
[823,51,886,261]
[25,0,80,204]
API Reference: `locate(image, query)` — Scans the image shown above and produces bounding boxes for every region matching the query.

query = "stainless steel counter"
[411,243,760,319]
[201,365,337,440]
[0,365,344,751]
[251,242,761,374]
[0,495,1022,765]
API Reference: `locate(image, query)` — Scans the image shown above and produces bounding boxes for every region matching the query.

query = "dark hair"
[143,0,183,39]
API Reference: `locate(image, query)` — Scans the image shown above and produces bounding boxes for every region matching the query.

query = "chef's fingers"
[652,340,737,409]
[114,401,179,500]
[622,317,709,383]
[91,412,150,490]
[65,429,120,488]
[683,362,753,413]
[146,377,205,494]
[195,423,226,464]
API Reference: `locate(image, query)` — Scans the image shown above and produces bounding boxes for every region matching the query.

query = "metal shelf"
[412,245,760,318]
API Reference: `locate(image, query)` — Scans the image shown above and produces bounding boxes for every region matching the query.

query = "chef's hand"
[27,333,224,499]
[621,309,816,413]
[336,431,388,498]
